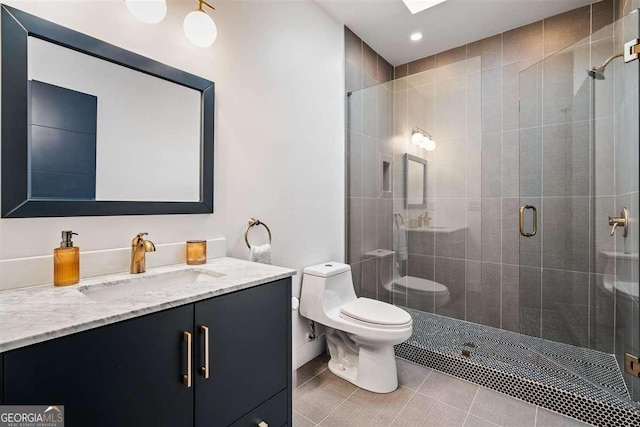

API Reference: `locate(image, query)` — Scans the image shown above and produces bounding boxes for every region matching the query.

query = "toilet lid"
[394,276,449,295]
[339,298,412,326]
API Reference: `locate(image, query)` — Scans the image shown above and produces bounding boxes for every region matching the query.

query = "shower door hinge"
[624,39,640,63]
[625,353,640,377]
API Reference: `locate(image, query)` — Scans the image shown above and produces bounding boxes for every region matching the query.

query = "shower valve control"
[608,207,629,238]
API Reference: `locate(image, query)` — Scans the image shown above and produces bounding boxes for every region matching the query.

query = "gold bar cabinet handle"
[183,331,192,388]
[200,325,210,379]
[519,205,537,237]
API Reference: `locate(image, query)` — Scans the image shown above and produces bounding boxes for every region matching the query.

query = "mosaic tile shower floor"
[395,308,640,427]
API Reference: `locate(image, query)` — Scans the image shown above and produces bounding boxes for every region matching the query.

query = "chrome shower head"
[587,66,606,80]
[587,52,625,80]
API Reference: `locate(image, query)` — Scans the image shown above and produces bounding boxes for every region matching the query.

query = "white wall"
[0,0,344,368]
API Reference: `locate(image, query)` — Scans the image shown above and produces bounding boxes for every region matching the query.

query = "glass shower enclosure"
[345,7,640,423]
[519,8,639,406]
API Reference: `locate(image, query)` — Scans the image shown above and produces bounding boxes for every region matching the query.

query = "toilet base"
[325,328,399,393]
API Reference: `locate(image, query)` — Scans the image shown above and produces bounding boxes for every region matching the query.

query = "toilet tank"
[364,249,396,291]
[300,262,357,321]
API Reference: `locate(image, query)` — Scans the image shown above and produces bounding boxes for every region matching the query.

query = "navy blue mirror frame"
[1,6,214,218]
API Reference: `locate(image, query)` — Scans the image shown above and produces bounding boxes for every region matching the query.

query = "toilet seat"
[339,298,412,327]
[394,276,449,296]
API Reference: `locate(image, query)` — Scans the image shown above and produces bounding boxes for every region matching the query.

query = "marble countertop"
[0,257,296,353]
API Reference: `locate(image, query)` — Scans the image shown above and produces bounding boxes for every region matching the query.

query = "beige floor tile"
[319,386,414,427]
[293,369,357,424]
[469,388,536,427]
[297,353,330,387]
[464,415,499,427]
[293,410,317,427]
[397,358,432,390]
[418,371,479,412]
[535,408,591,427]
[391,393,467,427]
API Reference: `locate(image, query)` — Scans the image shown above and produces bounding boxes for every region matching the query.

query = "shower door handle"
[519,205,537,237]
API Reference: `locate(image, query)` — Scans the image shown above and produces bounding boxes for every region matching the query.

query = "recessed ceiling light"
[410,33,423,41]
[402,0,448,15]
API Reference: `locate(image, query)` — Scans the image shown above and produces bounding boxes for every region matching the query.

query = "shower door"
[519,9,640,403]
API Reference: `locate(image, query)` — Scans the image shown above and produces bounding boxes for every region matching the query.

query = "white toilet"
[365,249,450,308]
[300,262,413,393]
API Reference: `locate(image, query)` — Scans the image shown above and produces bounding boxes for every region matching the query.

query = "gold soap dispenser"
[54,231,80,287]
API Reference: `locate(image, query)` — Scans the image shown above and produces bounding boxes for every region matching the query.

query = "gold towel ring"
[244,218,272,249]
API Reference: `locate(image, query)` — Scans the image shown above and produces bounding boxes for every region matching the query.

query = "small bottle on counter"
[54,231,80,286]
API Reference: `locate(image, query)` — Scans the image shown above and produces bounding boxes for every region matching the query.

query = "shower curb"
[396,342,640,427]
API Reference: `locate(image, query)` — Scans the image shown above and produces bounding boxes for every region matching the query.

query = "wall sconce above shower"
[411,128,436,151]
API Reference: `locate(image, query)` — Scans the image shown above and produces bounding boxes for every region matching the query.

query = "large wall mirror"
[404,153,427,209]
[1,6,214,218]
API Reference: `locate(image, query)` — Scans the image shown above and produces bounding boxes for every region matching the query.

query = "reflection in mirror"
[404,153,427,209]
[27,37,202,202]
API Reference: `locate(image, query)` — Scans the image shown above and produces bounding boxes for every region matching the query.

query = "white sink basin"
[79,269,224,303]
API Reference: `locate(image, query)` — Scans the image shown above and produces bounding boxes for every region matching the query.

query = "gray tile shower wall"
[613,0,640,400]
[345,28,393,93]
[345,27,394,299]
[345,0,638,354]
[618,0,640,18]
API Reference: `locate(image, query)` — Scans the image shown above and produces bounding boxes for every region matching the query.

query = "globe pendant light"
[184,0,218,48]
[125,0,167,24]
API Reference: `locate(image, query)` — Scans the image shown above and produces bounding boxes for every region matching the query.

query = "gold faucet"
[130,233,156,274]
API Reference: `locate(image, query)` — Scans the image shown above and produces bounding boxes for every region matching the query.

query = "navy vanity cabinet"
[1,278,292,427]
[3,304,195,427]
[0,354,3,403]
[195,279,290,427]
[229,390,288,427]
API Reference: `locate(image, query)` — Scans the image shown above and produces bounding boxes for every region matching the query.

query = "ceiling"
[314,0,596,65]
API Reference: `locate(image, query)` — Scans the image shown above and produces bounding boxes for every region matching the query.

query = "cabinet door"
[4,305,194,427]
[195,279,290,427]
[229,390,287,427]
